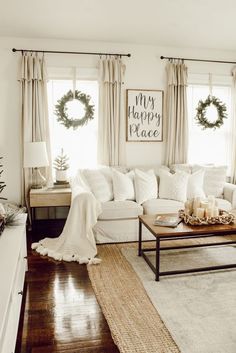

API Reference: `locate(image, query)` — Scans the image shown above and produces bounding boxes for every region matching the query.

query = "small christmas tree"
[0,157,6,200]
[53,149,69,171]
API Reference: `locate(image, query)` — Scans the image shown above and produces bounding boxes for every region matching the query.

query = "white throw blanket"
[31,184,102,264]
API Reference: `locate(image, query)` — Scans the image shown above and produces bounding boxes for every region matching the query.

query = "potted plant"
[53,149,69,183]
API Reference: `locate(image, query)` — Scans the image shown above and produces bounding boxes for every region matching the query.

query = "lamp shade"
[24,142,49,168]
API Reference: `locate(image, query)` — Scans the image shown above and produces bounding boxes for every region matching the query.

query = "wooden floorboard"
[15,220,119,353]
[16,220,236,352]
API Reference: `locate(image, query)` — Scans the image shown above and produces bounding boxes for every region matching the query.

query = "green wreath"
[55,90,95,130]
[195,95,227,130]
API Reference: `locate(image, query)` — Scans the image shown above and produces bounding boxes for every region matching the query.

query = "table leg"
[138,220,142,256]
[30,207,36,231]
[155,237,160,281]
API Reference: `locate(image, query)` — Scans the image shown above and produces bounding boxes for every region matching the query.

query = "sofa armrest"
[223,182,236,209]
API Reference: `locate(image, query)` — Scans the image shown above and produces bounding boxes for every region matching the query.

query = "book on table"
[154,215,182,228]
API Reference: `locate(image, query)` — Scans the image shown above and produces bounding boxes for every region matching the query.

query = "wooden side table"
[29,187,72,224]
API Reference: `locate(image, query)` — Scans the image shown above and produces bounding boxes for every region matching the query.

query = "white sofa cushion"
[112,169,135,201]
[98,200,143,220]
[192,165,227,198]
[83,169,113,202]
[134,169,158,204]
[170,163,192,174]
[159,169,189,202]
[132,165,169,177]
[142,198,184,215]
[215,198,232,212]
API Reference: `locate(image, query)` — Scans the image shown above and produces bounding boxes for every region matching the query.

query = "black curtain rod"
[12,47,131,57]
[160,55,236,65]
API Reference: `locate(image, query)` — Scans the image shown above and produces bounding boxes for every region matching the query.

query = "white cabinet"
[0,215,27,353]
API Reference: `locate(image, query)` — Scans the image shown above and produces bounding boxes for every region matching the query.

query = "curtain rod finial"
[12,48,16,52]
[127,53,131,57]
[160,56,164,59]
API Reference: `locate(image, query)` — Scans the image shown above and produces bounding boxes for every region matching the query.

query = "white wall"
[1,36,236,203]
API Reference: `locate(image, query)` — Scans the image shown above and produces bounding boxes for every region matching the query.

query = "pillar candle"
[200,201,209,210]
[213,207,219,217]
[205,207,213,218]
[184,208,190,215]
[193,197,202,216]
[196,208,205,218]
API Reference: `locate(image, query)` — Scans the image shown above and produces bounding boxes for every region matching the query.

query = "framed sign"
[126,89,163,142]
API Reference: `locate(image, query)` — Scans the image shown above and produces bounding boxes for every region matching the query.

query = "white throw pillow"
[83,169,113,202]
[112,169,135,201]
[187,169,205,200]
[159,169,189,203]
[192,165,227,197]
[134,169,158,204]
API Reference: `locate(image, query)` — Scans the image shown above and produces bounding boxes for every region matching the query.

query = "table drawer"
[30,192,71,207]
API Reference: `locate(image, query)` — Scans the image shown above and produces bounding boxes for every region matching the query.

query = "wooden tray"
[179,209,235,226]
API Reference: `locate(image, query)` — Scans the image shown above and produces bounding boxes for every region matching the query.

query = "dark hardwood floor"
[15,220,119,353]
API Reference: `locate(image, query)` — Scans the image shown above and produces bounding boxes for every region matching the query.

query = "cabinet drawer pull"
[18,291,23,295]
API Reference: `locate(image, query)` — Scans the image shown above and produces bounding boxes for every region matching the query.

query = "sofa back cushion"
[112,169,135,201]
[192,165,227,198]
[130,165,169,177]
[171,164,227,198]
[134,169,158,204]
[170,163,192,174]
[82,168,113,202]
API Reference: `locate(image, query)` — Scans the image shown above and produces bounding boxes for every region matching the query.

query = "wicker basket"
[179,209,235,226]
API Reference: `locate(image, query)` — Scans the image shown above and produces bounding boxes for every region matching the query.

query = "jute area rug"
[88,242,236,353]
[88,243,179,353]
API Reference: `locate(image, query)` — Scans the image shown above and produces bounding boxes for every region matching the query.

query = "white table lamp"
[24,142,49,189]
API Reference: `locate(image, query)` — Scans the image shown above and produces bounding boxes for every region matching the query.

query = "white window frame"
[47,67,99,176]
[187,73,233,172]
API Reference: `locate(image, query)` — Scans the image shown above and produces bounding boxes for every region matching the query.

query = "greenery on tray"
[53,149,69,171]
[195,95,227,130]
[55,89,95,130]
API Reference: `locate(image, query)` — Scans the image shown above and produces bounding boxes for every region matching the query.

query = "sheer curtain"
[230,67,236,183]
[165,60,188,166]
[19,53,52,208]
[98,57,126,166]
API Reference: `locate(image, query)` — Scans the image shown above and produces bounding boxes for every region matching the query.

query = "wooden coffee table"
[139,214,236,281]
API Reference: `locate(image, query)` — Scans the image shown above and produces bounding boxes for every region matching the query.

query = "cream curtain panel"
[165,61,188,166]
[230,68,236,183]
[19,53,52,207]
[98,57,126,166]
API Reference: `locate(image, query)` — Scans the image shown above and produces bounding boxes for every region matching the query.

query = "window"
[187,77,232,172]
[47,76,98,177]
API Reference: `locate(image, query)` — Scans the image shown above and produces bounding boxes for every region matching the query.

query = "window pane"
[187,84,231,171]
[48,80,98,177]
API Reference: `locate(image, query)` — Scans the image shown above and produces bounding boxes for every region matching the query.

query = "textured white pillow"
[159,169,189,203]
[187,169,205,200]
[192,165,227,197]
[134,169,158,204]
[83,169,113,202]
[112,169,135,201]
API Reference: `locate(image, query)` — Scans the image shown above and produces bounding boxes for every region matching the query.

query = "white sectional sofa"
[72,164,236,244]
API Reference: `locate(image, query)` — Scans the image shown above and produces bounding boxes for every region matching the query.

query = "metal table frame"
[138,218,236,281]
